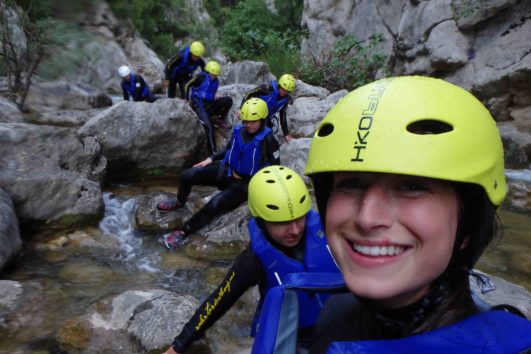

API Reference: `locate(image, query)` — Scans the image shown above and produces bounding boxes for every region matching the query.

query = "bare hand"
[193,157,213,168]
[235,110,241,119]
[163,80,169,88]
[284,134,294,143]
[163,346,179,354]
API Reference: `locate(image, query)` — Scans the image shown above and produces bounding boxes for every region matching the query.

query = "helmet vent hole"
[407,120,453,135]
[266,204,279,210]
[286,175,292,180]
[266,179,276,183]
[300,195,306,204]
[317,123,334,137]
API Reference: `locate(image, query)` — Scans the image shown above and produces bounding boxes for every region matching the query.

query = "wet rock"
[0,123,105,225]
[0,188,21,273]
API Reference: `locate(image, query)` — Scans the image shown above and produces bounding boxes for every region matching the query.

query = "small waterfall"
[99,192,160,273]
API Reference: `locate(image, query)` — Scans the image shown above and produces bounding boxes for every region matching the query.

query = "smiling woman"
[304,76,531,353]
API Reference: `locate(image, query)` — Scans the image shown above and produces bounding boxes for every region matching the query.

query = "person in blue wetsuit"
[299,76,531,353]
[241,74,296,143]
[164,41,206,99]
[118,65,157,102]
[185,60,233,155]
[157,98,279,245]
[162,165,340,354]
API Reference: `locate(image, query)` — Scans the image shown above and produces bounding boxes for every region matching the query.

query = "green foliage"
[299,34,389,92]
[219,0,303,76]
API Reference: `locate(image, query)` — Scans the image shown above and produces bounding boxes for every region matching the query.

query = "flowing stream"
[0,182,530,353]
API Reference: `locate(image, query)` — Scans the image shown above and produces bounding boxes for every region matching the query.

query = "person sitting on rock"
[162,166,340,354]
[185,60,233,155]
[164,41,206,99]
[118,65,157,103]
[157,98,280,246]
[240,73,296,143]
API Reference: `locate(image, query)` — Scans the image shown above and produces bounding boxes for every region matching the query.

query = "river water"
[0,183,530,353]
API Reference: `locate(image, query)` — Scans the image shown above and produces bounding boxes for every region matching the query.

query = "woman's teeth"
[352,244,405,256]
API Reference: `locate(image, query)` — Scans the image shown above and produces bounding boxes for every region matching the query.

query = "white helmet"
[118,65,131,77]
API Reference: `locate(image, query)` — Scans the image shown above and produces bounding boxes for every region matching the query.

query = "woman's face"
[264,216,306,248]
[325,172,459,308]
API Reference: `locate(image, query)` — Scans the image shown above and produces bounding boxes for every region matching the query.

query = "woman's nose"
[355,184,393,232]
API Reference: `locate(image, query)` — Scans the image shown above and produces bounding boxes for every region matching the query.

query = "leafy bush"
[219,0,303,76]
[299,34,389,92]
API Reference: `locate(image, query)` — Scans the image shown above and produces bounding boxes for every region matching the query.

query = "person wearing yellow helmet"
[157,98,280,246]
[296,76,531,353]
[118,65,158,102]
[162,166,339,354]
[240,73,296,143]
[184,60,233,155]
[164,41,206,98]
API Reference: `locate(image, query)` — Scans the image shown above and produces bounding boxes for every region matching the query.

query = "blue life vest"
[122,73,152,101]
[260,80,290,118]
[250,210,340,331]
[191,72,218,102]
[326,310,531,353]
[222,124,272,177]
[172,47,202,77]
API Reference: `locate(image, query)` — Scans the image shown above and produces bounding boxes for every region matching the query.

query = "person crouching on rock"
[157,98,280,248]
[118,65,157,103]
[163,165,340,354]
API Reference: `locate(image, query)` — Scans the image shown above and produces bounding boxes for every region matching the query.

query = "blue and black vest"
[191,72,218,102]
[172,47,202,77]
[222,124,272,177]
[326,310,531,353]
[260,80,290,118]
[122,73,151,101]
[250,210,340,331]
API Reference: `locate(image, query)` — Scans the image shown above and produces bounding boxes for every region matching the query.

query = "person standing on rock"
[118,65,157,102]
[240,73,296,143]
[185,60,233,155]
[164,41,206,99]
[162,166,340,354]
[157,98,279,246]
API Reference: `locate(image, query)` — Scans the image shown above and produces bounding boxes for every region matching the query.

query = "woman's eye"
[399,182,428,192]
[334,178,364,190]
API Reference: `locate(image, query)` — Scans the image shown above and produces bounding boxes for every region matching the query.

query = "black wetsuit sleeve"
[199,58,206,72]
[121,81,129,101]
[165,52,185,80]
[135,76,148,102]
[185,74,204,100]
[264,132,280,165]
[172,248,264,352]
[279,105,289,136]
[241,85,271,107]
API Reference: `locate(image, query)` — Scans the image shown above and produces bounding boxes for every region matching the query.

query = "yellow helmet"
[305,76,506,207]
[205,61,221,76]
[248,166,311,222]
[240,98,268,121]
[278,74,296,92]
[190,41,205,57]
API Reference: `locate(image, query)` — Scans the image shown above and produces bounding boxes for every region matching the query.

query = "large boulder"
[0,123,105,225]
[24,80,112,113]
[0,97,23,123]
[79,98,205,175]
[0,189,21,272]
[220,60,275,86]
